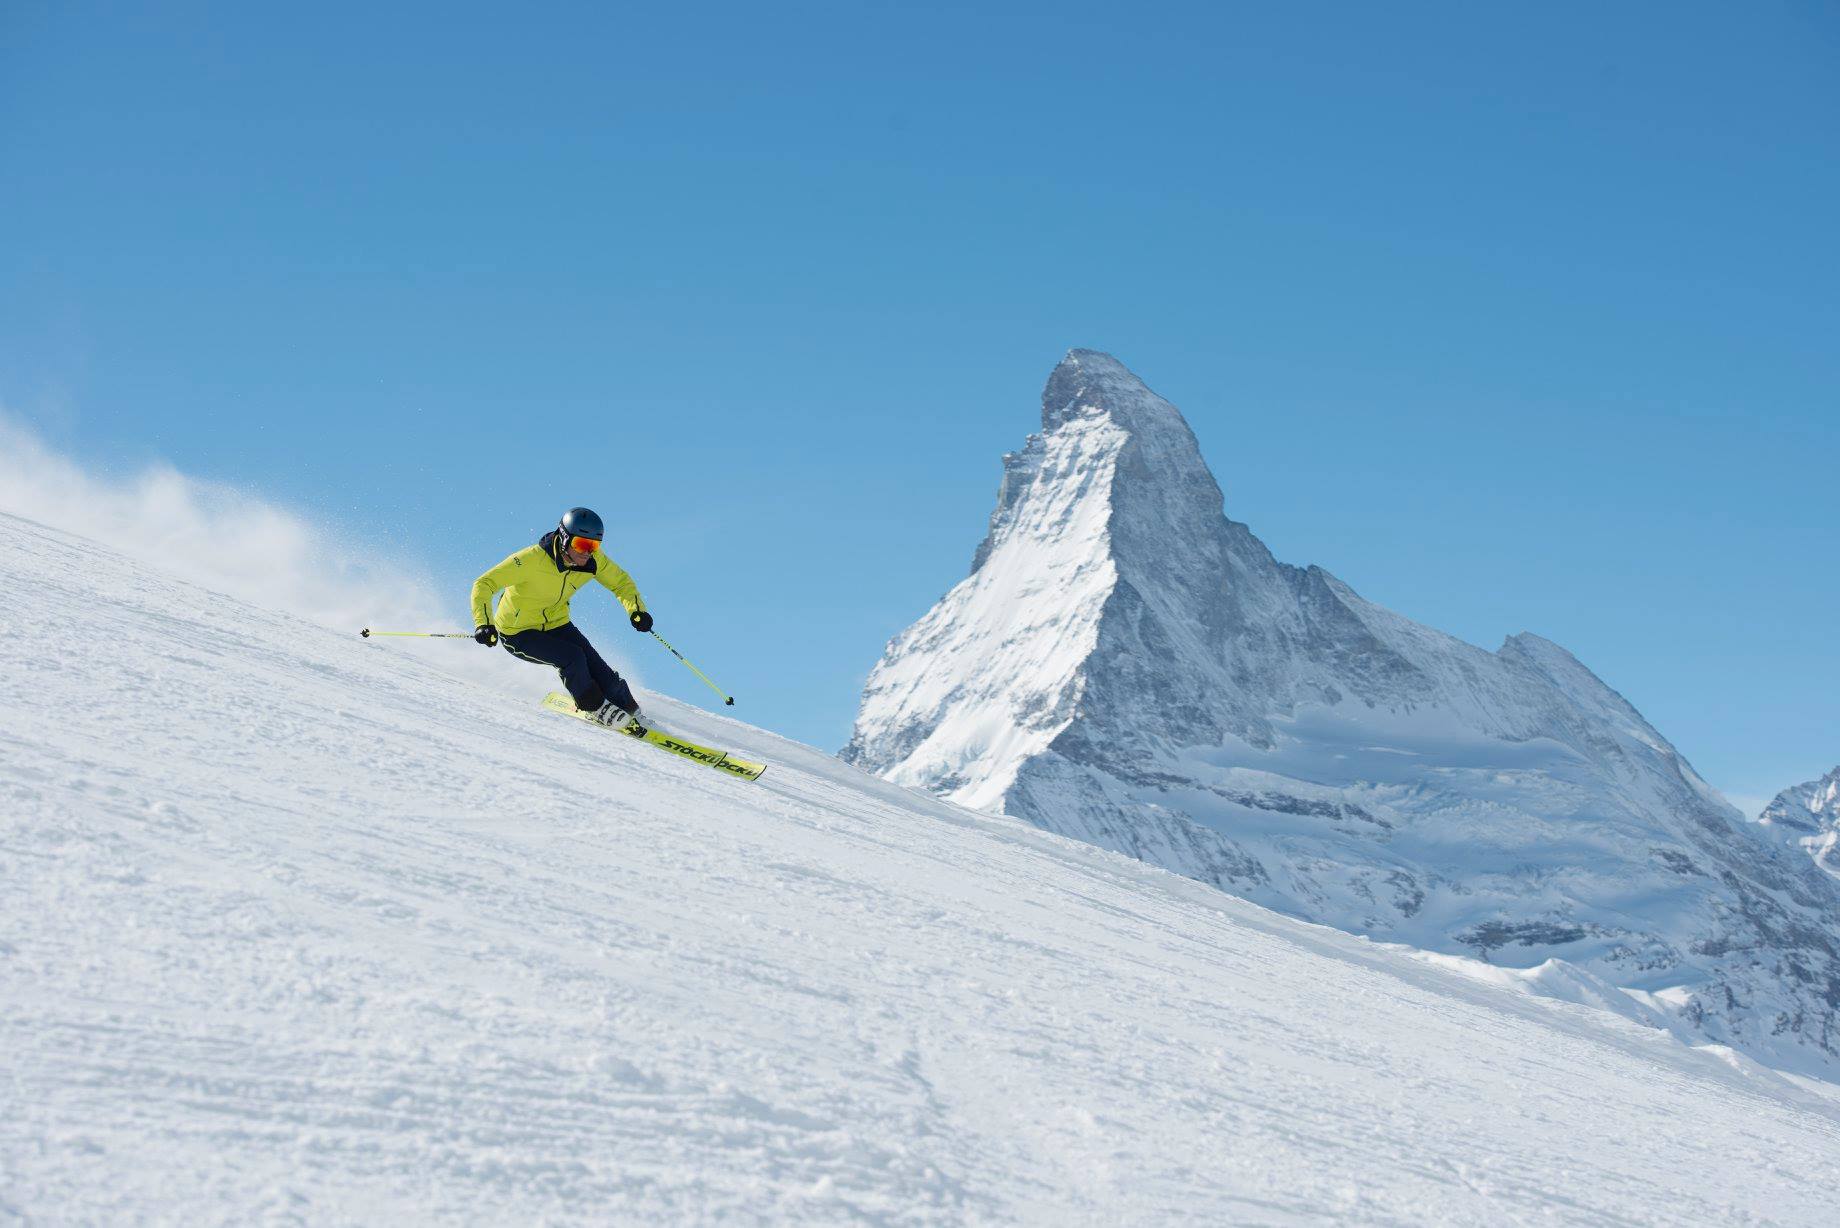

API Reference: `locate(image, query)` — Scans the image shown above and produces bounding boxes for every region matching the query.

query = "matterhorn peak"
[1041,348,1192,435]
[848,349,1840,1076]
[1039,350,1221,516]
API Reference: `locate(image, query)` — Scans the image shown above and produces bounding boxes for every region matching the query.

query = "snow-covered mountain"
[1761,765,1840,881]
[845,349,1840,1077]
[14,507,1840,1224]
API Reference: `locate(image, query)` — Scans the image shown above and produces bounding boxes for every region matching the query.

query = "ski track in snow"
[3,509,1839,1226]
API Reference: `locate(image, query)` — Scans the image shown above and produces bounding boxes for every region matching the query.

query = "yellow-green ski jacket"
[471,532,646,635]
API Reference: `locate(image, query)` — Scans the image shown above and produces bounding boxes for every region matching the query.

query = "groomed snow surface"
[4,508,1838,1226]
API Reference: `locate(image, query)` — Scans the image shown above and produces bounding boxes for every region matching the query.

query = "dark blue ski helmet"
[559,507,604,542]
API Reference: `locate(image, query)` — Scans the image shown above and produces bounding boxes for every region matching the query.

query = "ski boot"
[586,700,639,731]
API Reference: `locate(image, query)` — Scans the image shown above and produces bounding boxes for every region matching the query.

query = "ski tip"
[359,628,371,638]
[725,697,735,706]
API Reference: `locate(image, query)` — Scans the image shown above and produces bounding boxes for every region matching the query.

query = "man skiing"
[471,507,655,729]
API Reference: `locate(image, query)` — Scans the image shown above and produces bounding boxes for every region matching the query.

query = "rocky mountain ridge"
[1761,765,1840,882]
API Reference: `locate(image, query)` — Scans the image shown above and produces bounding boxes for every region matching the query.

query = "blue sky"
[4,1,1835,807]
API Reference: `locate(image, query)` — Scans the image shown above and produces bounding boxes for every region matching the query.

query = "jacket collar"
[540,530,597,574]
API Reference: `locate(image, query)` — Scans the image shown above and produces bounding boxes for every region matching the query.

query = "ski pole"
[358,629,476,639]
[649,630,736,706]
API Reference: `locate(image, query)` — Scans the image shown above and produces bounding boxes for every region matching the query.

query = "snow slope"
[845,350,1840,1078]
[4,507,1840,1226]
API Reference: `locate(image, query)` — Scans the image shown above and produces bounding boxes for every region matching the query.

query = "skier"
[471,507,655,729]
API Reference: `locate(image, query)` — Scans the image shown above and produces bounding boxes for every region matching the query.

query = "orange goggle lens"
[569,535,601,554]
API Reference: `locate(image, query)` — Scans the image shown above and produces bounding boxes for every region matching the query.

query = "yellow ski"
[540,692,767,782]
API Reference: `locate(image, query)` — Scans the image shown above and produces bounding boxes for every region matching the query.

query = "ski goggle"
[568,535,601,554]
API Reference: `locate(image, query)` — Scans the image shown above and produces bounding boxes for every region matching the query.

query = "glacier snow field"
[3,508,1837,1226]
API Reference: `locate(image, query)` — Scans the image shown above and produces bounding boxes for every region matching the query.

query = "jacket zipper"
[543,546,580,629]
[545,572,567,629]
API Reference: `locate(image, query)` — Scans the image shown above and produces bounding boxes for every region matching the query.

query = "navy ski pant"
[501,622,637,715]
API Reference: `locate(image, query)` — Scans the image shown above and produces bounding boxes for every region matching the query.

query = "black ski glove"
[474,625,499,647]
[630,610,654,633]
